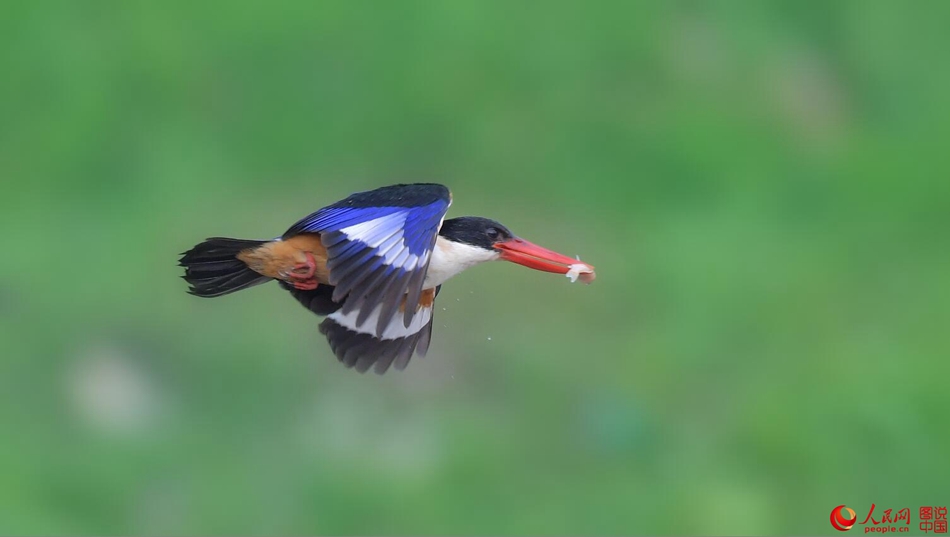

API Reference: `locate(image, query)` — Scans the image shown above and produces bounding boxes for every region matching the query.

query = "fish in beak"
[494,237,596,283]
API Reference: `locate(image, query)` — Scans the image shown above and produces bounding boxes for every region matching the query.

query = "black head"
[438,215,595,277]
[439,216,514,250]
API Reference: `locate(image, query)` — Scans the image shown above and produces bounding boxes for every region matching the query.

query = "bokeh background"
[2,1,949,535]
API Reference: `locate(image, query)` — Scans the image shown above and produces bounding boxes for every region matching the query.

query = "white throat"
[423,236,499,288]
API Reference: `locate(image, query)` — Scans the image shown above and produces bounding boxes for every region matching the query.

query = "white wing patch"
[338,211,427,271]
[340,211,408,247]
[328,304,433,340]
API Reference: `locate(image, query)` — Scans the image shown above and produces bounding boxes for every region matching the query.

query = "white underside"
[329,304,433,340]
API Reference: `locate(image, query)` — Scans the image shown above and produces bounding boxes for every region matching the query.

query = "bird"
[179,183,595,374]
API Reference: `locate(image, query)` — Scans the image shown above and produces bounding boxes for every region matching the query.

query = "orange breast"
[399,288,437,313]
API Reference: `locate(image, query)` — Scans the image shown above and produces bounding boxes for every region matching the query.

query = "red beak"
[494,237,594,275]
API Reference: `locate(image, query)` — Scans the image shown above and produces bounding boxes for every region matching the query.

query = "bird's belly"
[238,233,331,283]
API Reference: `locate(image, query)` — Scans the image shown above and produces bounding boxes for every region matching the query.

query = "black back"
[284,184,451,237]
[324,183,449,209]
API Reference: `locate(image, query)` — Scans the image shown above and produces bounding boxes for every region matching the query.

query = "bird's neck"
[423,236,499,288]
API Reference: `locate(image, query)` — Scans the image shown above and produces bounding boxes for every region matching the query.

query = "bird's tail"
[179,237,271,297]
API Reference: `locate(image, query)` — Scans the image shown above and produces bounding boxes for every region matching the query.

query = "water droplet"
[487,337,492,341]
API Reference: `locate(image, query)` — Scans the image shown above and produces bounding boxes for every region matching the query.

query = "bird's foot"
[283,251,318,291]
[291,279,319,291]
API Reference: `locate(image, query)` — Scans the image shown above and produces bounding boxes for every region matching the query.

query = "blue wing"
[284,184,451,337]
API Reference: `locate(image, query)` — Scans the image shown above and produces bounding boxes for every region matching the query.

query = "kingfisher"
[179,183,595,374]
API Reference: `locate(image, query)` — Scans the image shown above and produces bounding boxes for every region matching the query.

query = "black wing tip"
[319,316,433,375]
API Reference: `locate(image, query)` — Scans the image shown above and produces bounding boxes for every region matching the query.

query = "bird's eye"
[486,227,499,240]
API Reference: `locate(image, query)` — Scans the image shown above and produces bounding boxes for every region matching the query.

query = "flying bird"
[179,183,595,374]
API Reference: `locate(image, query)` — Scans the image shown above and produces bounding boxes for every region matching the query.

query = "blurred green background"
[2,1,949,535]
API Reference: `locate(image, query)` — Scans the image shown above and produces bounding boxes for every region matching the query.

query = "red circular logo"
[831,505,857,531]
